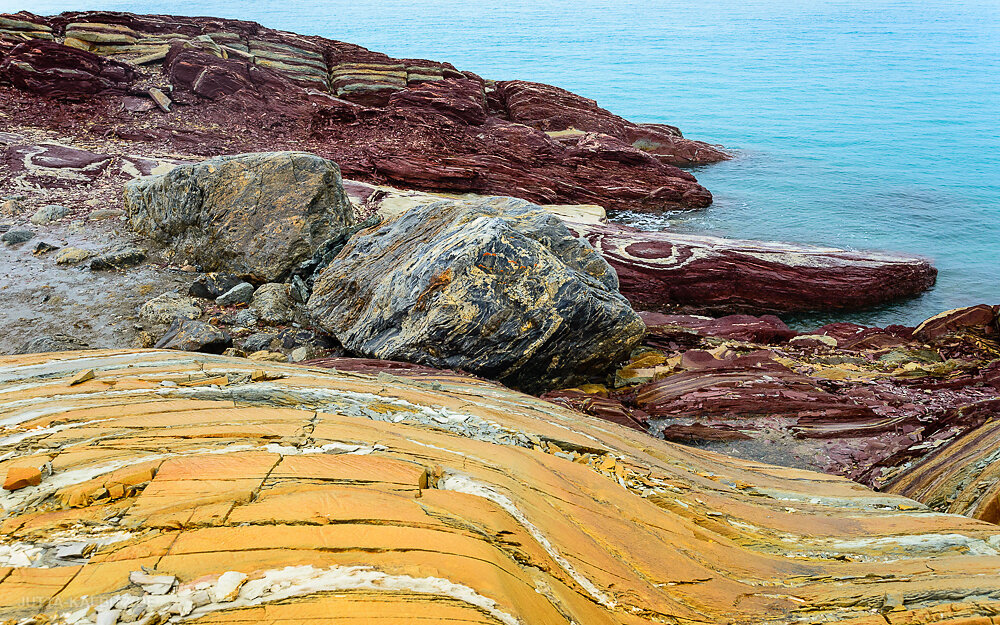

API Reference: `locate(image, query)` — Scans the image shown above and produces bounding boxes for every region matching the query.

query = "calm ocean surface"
[16,0,1000,326]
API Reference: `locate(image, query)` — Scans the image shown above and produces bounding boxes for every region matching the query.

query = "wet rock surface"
[308,197,645,392]
[138,291,201,324]
[1,349,999,624]
[89,246,146,270]
[124,152,355,283]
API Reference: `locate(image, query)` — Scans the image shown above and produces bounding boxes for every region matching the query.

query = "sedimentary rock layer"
[0,10,725,212]
[569,221,938,314]
[2,350,1000,624]
[553,306,1000,504]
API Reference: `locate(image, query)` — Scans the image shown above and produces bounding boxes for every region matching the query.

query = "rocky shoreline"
[1,10,998,624]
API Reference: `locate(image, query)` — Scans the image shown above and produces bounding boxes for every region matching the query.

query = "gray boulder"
[216,282,255,306]
[252,283,295,324]
[124,152,355,283]
[2,229,34,245]
[29,204,70,225]
[307,197,645,392]
[139,292,202,325]
[155,318,232,354]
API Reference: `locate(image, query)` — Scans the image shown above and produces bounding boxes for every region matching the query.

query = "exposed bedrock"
[550,305,1000,520]
[0,10,720,213]
[0,39,136,97]
[495,80,732,166]
[307,197,645,393]
[2,350,1000,624]
[123,151,355,283]
[568,220,938,314]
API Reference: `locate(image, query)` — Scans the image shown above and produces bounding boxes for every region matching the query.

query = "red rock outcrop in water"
[568,220,938,313]
[0,10,726,212]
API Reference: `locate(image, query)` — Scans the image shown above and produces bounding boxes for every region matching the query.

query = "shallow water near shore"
[20,0,1000,326]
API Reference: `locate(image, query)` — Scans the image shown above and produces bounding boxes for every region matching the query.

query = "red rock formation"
[0,11,720,213]
[568,220,937,314]
[496,80,731,166]
[552,306,1000,519]
[640,311,798,343]
[630,349,880,432]
[0,39,135,98]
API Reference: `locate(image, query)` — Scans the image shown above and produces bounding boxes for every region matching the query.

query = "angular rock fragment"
[124,152,355,283]
[216,282,254,306]
[153,318,232,354]
[308,197,645,392]
[913,304,999,342]
[89,246,146,270]
[251,283,294,324]
[139,292,201,324]
[189,273,244,300]
[3,466,41,491]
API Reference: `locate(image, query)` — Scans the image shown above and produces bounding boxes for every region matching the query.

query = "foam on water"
[20,0,1000,325]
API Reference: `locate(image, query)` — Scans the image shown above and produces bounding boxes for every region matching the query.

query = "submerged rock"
[123,152,356,283]
[308,197,645,392]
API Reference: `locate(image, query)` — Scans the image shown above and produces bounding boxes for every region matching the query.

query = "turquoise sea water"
[15,0,1000,326]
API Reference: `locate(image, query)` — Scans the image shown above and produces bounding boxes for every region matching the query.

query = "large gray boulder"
[124,152,355,282]
[307,197,645,392]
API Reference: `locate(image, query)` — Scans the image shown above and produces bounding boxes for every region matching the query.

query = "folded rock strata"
[885,407,1000,524]
[1,349,1000,624]
[0,10,724,212]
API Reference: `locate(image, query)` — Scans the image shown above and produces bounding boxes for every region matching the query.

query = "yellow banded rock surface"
[1,350,1000,625]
